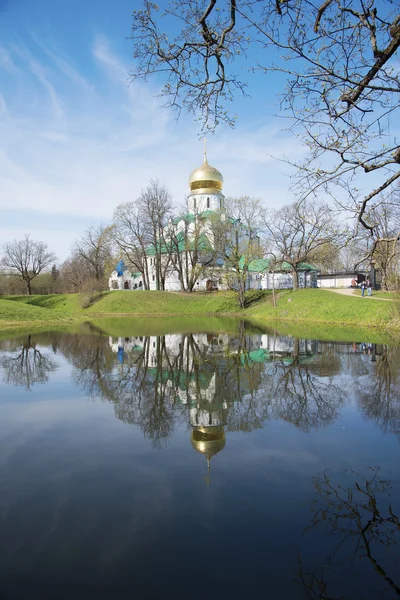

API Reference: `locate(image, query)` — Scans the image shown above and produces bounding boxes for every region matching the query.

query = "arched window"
[194,198,196,209]
[207,197,210,208]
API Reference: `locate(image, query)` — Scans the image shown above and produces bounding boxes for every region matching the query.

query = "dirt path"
[325,288,393,301]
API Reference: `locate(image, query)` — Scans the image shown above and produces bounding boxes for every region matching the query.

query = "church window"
[219,198,222,210]
[207,197,210,208]
[152,275,155,281]
[194,198,196,209]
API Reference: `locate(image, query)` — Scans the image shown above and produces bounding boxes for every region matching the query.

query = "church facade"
[109,153,318,292]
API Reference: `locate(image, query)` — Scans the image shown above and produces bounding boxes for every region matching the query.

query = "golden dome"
[191,426,226,460]
[189,156,223,194]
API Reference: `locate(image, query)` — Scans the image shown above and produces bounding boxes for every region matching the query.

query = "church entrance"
[124,281,130,290]
[206,279,218,292]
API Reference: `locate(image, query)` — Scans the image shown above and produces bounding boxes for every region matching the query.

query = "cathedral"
[109,151,318,292]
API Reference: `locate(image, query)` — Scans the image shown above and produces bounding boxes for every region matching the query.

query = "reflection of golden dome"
[191,426,226,460]
[189,157,223,194]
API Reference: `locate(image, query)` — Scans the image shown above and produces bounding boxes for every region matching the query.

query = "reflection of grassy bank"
[0,289,396,336]
[249,319,398,345]
[89,316,251,337]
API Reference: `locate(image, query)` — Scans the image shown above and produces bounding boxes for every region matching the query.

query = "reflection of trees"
[357,346,400,440]
[300,466,400,599]
[269,340,345,431]
[52,329,351,443]
[0,335,57,390]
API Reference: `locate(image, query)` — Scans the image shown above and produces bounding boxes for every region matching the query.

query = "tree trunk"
[27,279,32,295]
[238,280,245,309]
[292,270,299,290]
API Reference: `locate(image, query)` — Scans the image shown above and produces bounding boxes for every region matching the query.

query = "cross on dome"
[203,136,208,163]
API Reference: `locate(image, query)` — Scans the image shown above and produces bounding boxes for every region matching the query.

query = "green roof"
[240,349,271,364]
[172,210,218,226]
[172,213,196,226]
[147,231,213,255]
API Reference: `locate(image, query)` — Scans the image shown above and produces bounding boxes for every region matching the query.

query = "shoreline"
[0,289,397,338]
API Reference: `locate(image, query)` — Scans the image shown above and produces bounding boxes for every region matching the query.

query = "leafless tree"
[167,199,221,292]
[130,0,400,232]
[113,180,173,291]
[1,235,56,295]
[357,191,400,289]
[0,335,58,389]
[263,199,345,288]
[211,196,263,308]
[300,466,400,599]
[59,255,92,293]
[113,201,151,289]
[140,180,173,291]
[72,224,114,286]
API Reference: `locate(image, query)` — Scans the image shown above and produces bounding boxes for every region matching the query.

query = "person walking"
[361,280,366,297]
[366,277,372,296]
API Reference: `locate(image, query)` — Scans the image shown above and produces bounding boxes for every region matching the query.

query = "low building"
[317,271,367,288]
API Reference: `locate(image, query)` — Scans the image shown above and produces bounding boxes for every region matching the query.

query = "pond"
[0,318,399,599]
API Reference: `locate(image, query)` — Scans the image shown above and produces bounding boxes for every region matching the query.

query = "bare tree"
[1,235,56,295]
[59,255,93,293]
[113,201,151,289]
[168,202,216,292]
[211,196,263,308]
[130,1,400,231]
[263,199,345,288]
[357,192,400,289]
[300,466,400,599]
[0,335,58,389]
[72,224,113,287]
[140,180,173,291]
[113,180,173,291]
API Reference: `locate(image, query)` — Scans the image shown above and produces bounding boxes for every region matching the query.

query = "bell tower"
[188,143,225,214]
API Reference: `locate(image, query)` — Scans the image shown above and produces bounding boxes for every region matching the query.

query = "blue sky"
[0,0,329,261]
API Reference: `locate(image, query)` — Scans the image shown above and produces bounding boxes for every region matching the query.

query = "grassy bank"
[0,289,396,333]
[0,298,81,331]
[247,289,394,327]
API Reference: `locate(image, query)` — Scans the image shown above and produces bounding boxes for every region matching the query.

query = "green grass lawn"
[86,290,263,315]
[247,288,395,327]
[0,288,397,333]
[0,297,79,331]
[2,293,82,313]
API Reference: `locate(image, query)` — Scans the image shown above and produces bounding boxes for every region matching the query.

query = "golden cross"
[203,136,208,162]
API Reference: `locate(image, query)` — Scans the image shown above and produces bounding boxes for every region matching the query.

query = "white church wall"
[188,191,224,214]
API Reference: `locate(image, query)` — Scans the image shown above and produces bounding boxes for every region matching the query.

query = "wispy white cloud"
[9,42,65,120]
[29,33,93,91]
[0,45,16,71]
[93,35,127,79]
[0,94,6,116]
[0,34,312,259]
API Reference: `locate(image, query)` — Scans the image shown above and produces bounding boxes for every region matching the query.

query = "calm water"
[0,319,399,600]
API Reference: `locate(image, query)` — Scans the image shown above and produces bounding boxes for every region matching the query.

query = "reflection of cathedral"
[108,332,318,479]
